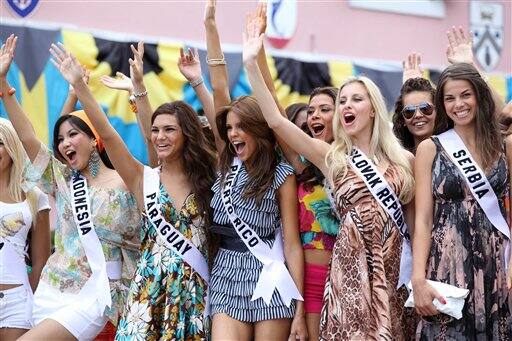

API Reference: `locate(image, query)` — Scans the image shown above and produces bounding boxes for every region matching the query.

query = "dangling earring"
[88,149,100,178]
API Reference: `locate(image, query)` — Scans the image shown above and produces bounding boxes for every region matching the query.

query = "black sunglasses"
[401,102,434,120]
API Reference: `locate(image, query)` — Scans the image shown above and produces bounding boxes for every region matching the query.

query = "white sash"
[348,147,412,288]
[437,129,510,267]
[143,166,210,284]
[220,158,303,307]
[70,173,111,310]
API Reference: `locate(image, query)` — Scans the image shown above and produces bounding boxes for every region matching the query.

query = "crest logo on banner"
[7,0,39,18]
[266,0,297,49]
[470,1,504,72]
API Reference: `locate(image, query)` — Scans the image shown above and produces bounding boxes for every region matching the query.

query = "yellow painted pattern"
[488,74,507,102]
[19,73,49,144]
[328,60,354,88]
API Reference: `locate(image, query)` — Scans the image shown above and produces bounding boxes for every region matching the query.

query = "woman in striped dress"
[193,2,306,339]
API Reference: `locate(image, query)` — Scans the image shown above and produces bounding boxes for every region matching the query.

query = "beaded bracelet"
[0,87,15,98]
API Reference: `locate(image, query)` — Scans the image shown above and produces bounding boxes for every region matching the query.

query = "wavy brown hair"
[392,78,436,153]
[216,96,278,205]
[434,63,501,170]
[152,101,217,261]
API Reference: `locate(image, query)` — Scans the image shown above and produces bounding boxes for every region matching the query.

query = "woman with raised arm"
[100,70,158,167]
[49,41,216,340]
[243,20,416,339]
[412,63,512,339]
[202,2,307,340]
[393,27,478,155]
[0,119,51,341]
[0,35,141,341]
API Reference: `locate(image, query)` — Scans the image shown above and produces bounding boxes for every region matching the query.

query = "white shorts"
[0,285,32,329]
[32,281,108,341]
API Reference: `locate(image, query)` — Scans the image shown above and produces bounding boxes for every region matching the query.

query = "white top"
[0,187,50,285]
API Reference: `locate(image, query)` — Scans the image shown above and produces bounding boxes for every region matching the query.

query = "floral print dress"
[24,144,141,325]
[115,184,209,341]
[419,137,512,340]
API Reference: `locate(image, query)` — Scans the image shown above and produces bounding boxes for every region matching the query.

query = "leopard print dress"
[319,164,416,340]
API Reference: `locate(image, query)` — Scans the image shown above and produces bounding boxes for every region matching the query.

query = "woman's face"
[307,94,334,142]
[402,91,436,141]
[151,114,185,161]
[338,82,374,139]
[57,120,95,171]
[0,139,13,173]
[226,111,257,163]
[443,79,477,128]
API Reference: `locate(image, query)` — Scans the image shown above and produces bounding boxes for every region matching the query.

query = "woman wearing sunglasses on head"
[412,61,512,339]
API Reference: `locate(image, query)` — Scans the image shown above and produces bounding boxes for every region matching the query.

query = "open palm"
[242,20,264,64]
[129,42,145,85]
[446,26,474,65]
[178,47,202,82]
[50,43,83,85]
[0,34,17,77]
[100,72,133,93]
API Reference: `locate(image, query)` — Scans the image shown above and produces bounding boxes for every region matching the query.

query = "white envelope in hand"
[404,280,470,319]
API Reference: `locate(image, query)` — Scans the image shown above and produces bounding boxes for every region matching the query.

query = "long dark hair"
[53,115,114,169]
[151,101,217,221]
[152,101,217,262]
[216,96,278,205]
[434,63,501,170]
[296,87,338,190]
[392,78,436,152]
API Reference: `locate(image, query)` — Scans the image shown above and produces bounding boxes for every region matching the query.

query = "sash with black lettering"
[70,173,111,309]
[348,147,412,288]
[437,129,510,266]
[143,167,209,284]
[220,158,303,306]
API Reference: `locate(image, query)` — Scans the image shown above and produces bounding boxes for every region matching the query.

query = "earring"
[88,149,100,178]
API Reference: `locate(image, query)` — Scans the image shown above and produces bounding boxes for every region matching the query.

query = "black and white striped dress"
[209,159,295,322]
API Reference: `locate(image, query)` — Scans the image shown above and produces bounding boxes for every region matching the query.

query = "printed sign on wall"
[6,0,39,17]
[266,0,297,49]
[470,1,504,72]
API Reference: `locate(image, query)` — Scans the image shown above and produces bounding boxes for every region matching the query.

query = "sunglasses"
[401,102,434,120]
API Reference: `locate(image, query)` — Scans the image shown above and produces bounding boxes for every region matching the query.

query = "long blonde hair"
[0,118,38,219]
[326,77,415,203]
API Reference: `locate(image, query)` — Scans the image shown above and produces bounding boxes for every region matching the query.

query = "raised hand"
[178,47,202,82]
[129,41,144,86]
[402,52,423,83]
[247,2,267,35]
[446,26,474,65]
[204,0,216,24]
[242,13,265,64]
[50,43,83,85]
[69,67,90,96]
[0,34,18,78]
[100,72,133,93]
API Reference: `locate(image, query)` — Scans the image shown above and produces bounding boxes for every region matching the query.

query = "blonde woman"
[243,24,416,339]
[0,118,51,341]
